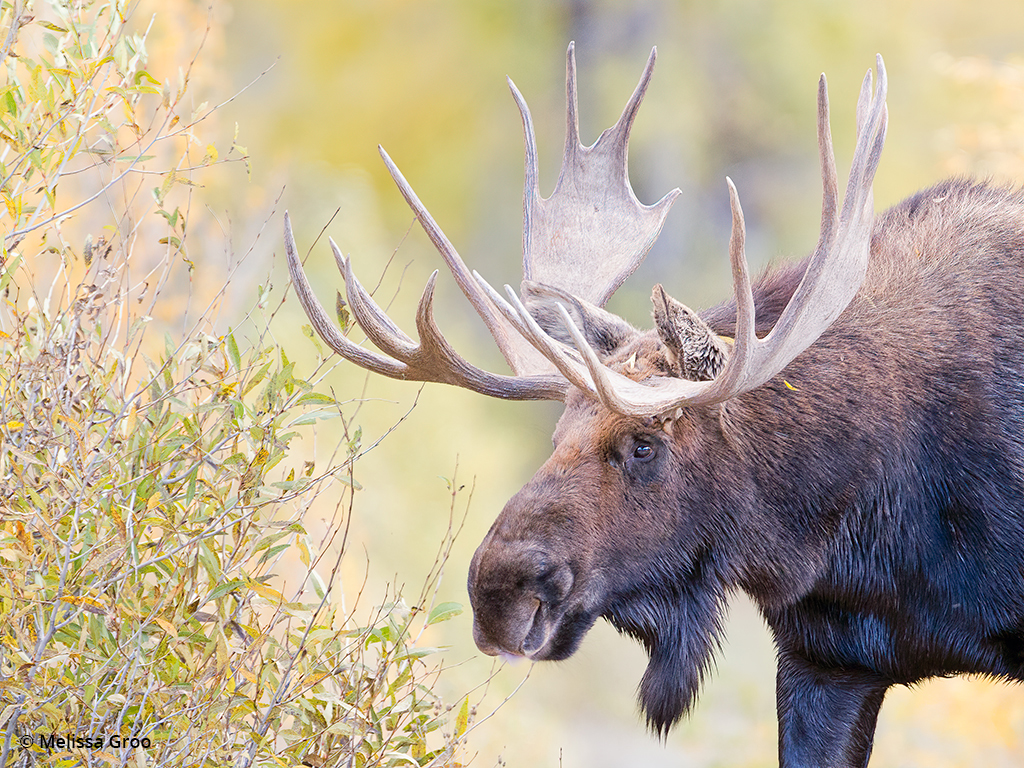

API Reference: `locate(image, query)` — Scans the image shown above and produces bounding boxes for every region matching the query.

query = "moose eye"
[632,442,655,461]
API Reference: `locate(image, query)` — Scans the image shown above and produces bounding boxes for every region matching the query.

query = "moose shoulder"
[286,47,1024,768]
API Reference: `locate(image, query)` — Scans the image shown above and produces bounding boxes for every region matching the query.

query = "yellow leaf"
[202,143,218,165]
[61,594,106,610]
[303,672,328,688]
[245,575,283,602]
[455,695,469,738]
[783,380,799,391]
[14,521,31,553]
[216,632,229,673]
[1,192,17,219]
[5,421,23,430]
[154,618,178,637]
[110,505,126,539]
[121,403,137,439]
[411,737,426,759]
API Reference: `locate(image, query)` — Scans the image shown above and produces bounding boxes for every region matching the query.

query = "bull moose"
[284,45,1024,767]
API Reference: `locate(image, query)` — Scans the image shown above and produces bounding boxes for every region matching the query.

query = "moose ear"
[652,285,731,381]
[521,281,637,357]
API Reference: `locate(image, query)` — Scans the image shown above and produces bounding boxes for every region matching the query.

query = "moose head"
[286,45,903,764]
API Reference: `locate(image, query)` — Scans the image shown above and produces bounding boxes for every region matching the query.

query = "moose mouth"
[471,593,600,662]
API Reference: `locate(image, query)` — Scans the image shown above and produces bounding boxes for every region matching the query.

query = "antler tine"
[509,76,542,263]
[332,239,417,359]
[284,212,567,401]
[614,45,659,170]
[560,41,656,189]
[706,55,888,409]
[701,177,757,400]
[854,57,875,135]
[815,74,840,263]
[564,40,582,173]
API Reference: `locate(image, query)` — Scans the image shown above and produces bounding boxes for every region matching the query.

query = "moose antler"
[478,55,889,417]
[285,43,678,400]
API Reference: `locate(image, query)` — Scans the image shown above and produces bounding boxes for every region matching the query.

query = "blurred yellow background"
[146,1,1024,765]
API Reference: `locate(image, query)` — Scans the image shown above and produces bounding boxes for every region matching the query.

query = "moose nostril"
[521,598,547,655]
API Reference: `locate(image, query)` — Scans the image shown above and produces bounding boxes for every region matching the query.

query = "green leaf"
[254,531,288,552]
[427,602,462,626]
[241,361,272,397]
[288,410,342,426]
[185,466,198,505]
[158,207,180,229]
[1,89,16,116]
[226,330,241,371]
[203,579,246,605]
[295,392,336,407]
[257,543,290,566]
[0,252,23,292]
[335,292,351,331]
[394,647,443,661]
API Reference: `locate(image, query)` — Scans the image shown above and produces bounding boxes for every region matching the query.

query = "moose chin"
[286,44,1024,768]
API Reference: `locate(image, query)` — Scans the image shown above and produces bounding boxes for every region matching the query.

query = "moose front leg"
[776,650,890,768]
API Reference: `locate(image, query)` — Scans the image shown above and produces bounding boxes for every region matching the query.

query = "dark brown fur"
[468,178,1024,767]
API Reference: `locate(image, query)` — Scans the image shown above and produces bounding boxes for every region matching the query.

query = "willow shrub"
[0,2,476,766]
[0,279,475,768]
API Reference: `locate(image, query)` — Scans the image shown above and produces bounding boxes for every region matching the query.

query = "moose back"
[285,47,1024,768]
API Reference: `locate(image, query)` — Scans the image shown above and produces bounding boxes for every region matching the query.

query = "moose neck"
[686,257,868,604]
